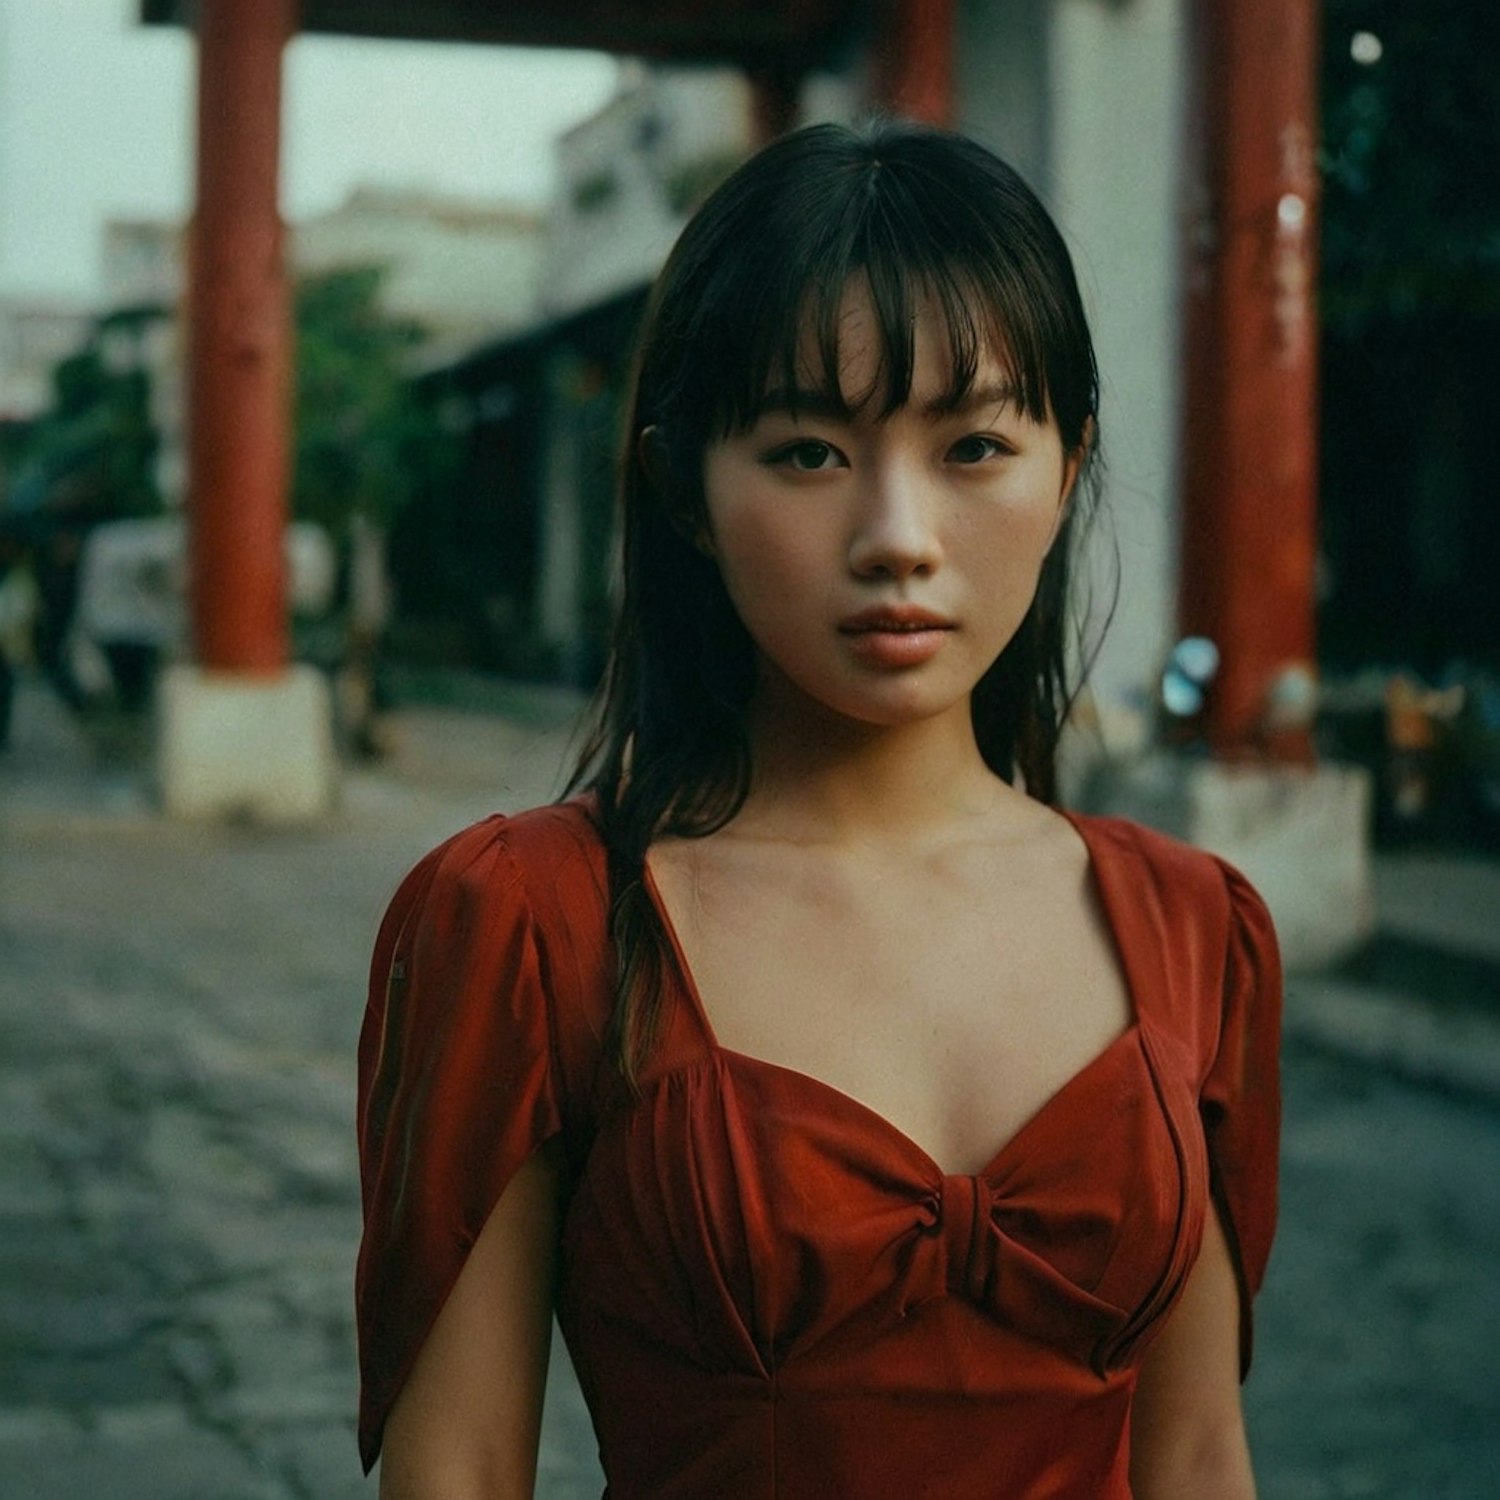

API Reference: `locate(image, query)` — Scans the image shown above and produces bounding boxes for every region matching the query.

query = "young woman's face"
[699,286,1081,733]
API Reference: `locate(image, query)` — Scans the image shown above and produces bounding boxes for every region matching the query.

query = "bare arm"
[378,1138,563,1500]
[1129,1202,1257,1500]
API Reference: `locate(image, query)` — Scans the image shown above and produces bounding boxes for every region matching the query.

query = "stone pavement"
[2,675,1497,1498]
[1286,852,1500,1104]
[1,680,603,1499]
[1250,1041,1500,1499]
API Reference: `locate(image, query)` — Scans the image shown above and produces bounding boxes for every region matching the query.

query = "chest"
[551,814,1218,1484]
[646,839,1133,1178]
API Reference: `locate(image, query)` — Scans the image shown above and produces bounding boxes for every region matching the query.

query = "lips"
[838,606,955,668]
[838,606,955,634]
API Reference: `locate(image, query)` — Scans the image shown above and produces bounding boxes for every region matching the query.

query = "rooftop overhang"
[140,0,867,68]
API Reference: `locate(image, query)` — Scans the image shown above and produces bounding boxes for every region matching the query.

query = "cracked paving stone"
[0,1228,164,1364]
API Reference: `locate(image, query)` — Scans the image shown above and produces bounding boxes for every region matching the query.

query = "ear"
[1049,416,1094,546]
[640,424,716,558]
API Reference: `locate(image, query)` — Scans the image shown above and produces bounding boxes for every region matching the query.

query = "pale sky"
[0,0,619,303]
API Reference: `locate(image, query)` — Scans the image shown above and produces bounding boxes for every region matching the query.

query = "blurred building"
[401,65,762,682]
[97,223,185,508]
[416,9,1189,726]
[296,187,546,363]
[103,190,546,344]
[0,299,95,426]
[89,188,549,512]
[540,61,757,318]
[103,220,183,312]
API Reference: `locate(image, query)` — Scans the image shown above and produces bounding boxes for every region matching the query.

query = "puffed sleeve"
[1200,860,1283,1379]
[354,816,562,1472]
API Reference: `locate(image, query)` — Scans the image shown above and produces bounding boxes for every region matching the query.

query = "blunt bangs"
[646,122,1096,454]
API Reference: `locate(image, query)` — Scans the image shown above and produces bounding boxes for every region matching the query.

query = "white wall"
[541,67,754,319]
[958,0,1185,746]
[296,190,546,347]
[1048,0,1185,738]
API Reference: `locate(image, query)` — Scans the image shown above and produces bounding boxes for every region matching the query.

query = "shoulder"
[493,796,609,874]
[1068,810,1275,929]
[361,797,614,1166]
[369,798,614,1073]
[1068,809,1215,879]
[1065,810,1246,923]
[384,797,607,936]
[415,795,604,879]
[1064,810,1280,1032]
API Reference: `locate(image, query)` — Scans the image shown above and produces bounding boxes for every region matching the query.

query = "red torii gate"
[144,0,1317,818]
[161,0,949,674]
[144,0,949,817]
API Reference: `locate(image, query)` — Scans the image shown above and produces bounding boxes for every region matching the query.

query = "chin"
[805,676,975,731]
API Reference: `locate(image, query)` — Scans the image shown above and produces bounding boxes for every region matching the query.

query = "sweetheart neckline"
[641,809,1152,1181]
[709,1025,1144,1182]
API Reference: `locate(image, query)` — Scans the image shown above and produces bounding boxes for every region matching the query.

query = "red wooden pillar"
[1180,0,1320,759]
[185,0,296,673]
[873,0,955,126]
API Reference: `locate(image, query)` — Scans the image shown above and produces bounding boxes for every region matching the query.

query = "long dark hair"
[568,120,1108,1087]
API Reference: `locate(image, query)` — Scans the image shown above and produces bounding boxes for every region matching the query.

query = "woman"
[357,121,1281,1499]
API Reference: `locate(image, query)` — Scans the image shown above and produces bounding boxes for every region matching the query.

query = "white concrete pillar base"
[157,663,336,823]
[1083,755,1375,971]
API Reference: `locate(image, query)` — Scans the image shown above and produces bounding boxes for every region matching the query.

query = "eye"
[767,439,845,472]
[947,434,1010,464]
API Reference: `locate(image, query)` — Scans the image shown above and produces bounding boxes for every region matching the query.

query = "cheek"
[711,505,829,615]
[958,498,1061,579]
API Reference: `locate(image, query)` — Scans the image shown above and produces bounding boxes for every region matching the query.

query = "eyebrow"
[751,380,1020,423]
[931,382,1020,417]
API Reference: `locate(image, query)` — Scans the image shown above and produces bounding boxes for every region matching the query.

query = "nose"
[847,461,943,580]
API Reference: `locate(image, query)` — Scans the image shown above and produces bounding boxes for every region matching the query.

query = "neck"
[734,677,1026,850]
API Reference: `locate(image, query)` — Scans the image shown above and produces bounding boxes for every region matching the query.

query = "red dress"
[356,799,1281,1497]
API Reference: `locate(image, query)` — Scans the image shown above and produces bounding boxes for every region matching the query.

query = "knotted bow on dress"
[917,1169,1137,1369]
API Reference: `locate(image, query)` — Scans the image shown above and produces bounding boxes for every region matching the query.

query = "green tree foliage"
[11,308,163,525]
[292,263,455,538]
